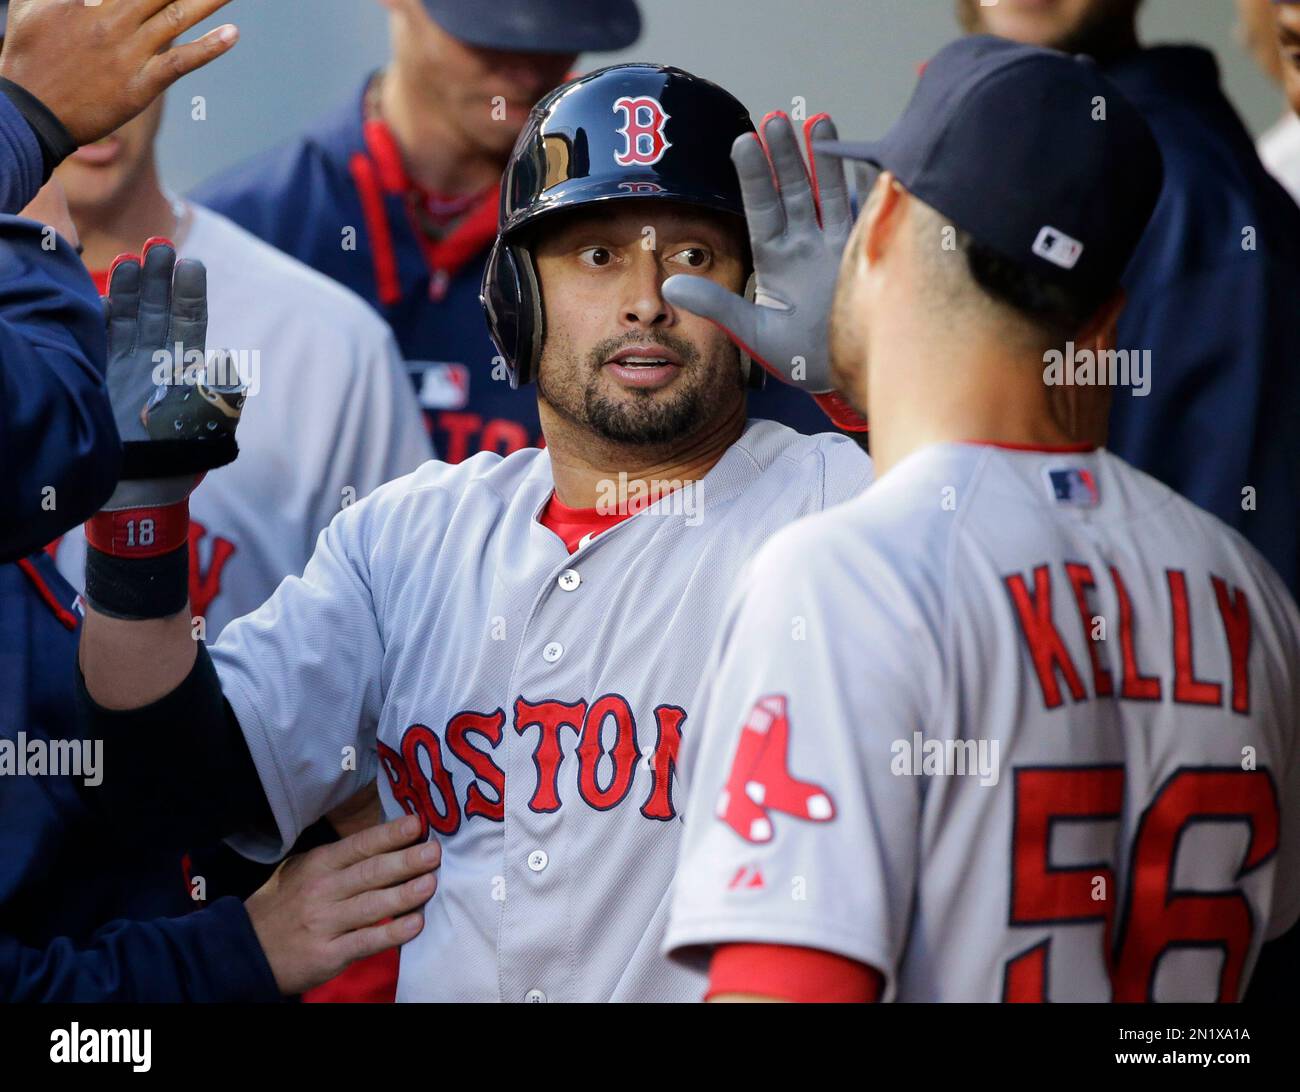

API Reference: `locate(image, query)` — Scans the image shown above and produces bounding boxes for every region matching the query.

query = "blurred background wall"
[160,0,1288,194]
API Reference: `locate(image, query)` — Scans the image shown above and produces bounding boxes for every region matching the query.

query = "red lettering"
[641,704,686,821]
[1003,941,1050,1003]
[1211,576,1252,715]
[1064,562,1113,697]
[188,519,236,621]
[1004,766,1123,1002]
[1011,767,1122,926]
[445,709,506,822]
[1110,566,1162,701]
[575,695,640,811]
[1112,769,1278,1002]
[400,723,461,835]
[1167,570,1222,706]
[377,739,429,839]
[513,697,586,813]
[1006,565,1086,709]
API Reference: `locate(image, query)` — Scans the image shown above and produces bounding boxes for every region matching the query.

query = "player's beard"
[537,330,744,446]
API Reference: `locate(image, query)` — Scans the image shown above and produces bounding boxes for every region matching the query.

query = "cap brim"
[425,0,641,54]
[812,139,886,165]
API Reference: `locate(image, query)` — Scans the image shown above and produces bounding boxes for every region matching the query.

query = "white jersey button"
[542,641,563,663]
[527,849,548,872]
[558,569,581,592]
[524,989,547,1003]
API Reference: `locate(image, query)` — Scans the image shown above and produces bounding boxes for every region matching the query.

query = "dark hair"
[959,229,1107,340]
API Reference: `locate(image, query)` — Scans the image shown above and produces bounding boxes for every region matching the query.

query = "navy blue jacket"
[0,556,279,1001]
[0,94,119,561]
[1104,47,1300,595]
[191,76,839,463]
[0,91,278,1001]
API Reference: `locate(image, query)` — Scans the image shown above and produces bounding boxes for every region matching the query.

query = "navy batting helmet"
[481,63,757,388]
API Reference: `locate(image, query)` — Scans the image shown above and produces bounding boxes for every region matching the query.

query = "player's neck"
[867,338,1078,476]
[72,167,179,273]
[380,64,504,196]
[542,402,748,510]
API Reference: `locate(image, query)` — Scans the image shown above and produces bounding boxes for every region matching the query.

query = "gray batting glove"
[101,239,245,512]
[662,111,867,431]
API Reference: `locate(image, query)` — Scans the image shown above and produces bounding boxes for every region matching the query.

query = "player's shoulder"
[1099,449,1285,572]
[746,442,967,611]
[185,204,393,344]
[735,418,874,504]
[343,446,551,531]
[1115,452,1300,626]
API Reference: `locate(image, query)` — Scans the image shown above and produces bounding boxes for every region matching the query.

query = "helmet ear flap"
[481,239,545,388]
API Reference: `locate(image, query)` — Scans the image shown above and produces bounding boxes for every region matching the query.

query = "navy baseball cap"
[422,0,640,54]
[817,35,1163,304]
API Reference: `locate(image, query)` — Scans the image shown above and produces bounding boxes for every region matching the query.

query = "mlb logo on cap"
[1045,467,1100,507]
[1032,226,1084,270]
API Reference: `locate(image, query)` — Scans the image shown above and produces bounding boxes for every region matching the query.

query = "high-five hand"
[662,111,867,431]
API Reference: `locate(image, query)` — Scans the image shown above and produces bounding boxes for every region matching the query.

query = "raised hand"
[662,111,866,431]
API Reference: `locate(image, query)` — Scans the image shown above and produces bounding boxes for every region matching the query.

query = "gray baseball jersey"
[210,419,873,1001]
[666,442,1300,1002]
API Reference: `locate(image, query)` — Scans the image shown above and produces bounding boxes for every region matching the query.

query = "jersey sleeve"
[665,519,938,996]
[210,494,389,862]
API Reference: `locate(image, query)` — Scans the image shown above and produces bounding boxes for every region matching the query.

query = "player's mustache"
[587,333,700,370]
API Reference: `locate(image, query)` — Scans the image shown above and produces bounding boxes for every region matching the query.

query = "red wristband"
[85,499,190,559]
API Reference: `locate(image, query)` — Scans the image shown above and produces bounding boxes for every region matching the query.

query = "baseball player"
[74,64,873,1002]
[191,0,844,461]
[665,37,1300,1002]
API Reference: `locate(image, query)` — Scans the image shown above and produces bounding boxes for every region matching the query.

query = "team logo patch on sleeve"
[1045,466,1100,508]
[716,695,835,844]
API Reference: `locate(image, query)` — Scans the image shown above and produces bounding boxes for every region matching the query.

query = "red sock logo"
[716,695,835,843]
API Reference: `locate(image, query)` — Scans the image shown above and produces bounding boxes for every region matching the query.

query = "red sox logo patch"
[613,96,671,166]
[716,694,835,843]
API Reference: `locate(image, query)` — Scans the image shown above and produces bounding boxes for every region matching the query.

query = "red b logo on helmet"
[613,96,672,166]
